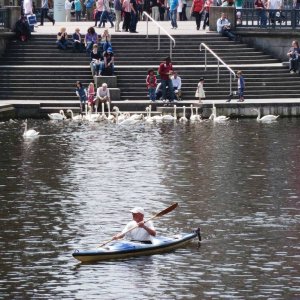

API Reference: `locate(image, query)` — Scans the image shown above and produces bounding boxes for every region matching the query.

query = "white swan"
[85,104,102,122]
[107,102,115,122]
[113,106,128,123]
[145,106,154,123]
[162,105,177,122]
[209,103,229,122]
[190,105,202,122]
[129,112,144,120]
[253,108,279,122]
[179,106,188,123]
[48,110,66,120]
[100,102,108,122]
[67,109,82,121]
[23,119,39,138]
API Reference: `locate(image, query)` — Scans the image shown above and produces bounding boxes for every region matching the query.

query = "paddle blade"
[154,202,178,218]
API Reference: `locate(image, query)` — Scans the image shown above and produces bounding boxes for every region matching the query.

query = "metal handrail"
[142,11,176,59]
[200,43,236,94]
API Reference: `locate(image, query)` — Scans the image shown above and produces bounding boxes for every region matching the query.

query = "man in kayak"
[113,207,156,243]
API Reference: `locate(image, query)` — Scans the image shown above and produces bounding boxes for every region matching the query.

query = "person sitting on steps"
[287,40,300,74]
[103,47,115,76]
[72,28,85,52]
[56,27,69,50]
[216,12,236,41]
[171,71,182,100]
[100,29,112,52]
[94,83,111,112]
[90,44,104,76]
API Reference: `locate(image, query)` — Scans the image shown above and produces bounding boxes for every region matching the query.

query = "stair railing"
[200,43,236,94]
[142,12,176,59]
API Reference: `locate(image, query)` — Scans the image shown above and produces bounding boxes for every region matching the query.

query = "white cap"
[130,207,144,215]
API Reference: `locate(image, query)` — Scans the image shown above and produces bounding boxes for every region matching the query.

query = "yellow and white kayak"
[73,228,201,263]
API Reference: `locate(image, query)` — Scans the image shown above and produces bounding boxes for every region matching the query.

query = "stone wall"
[0,32,13,57]
[236,31,300,61]
[209,5,300,62]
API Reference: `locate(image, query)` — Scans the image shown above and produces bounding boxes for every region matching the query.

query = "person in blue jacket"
[75,81,87,113]
[237,70,245,102]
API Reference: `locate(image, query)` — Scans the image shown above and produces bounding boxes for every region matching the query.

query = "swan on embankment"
[162,105,177,122]
[209,103,229,122]
[48,110,66,120]
[252,108,279,122]
[23,119,39,138]
[145,105,155,123]
[179,106,188,123]
[190,104,201,122]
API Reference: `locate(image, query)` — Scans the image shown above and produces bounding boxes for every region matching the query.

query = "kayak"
[73,228,201,263]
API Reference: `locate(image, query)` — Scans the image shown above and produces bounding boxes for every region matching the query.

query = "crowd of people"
[39,0,212,32]
[54,26,115,77]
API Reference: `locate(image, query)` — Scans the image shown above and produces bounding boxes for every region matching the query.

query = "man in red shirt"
[158,56,175,103]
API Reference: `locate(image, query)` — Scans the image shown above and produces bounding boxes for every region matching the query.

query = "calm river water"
[0,118,299,300]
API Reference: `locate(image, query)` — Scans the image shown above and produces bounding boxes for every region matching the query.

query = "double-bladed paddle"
[98,202,178,248]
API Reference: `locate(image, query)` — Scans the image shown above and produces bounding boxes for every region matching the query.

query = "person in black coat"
[15,15,31,42]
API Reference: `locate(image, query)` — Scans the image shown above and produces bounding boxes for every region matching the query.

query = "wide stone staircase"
[0,33,300,110]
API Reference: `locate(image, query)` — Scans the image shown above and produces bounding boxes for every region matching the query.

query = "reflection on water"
[0,118,299,299]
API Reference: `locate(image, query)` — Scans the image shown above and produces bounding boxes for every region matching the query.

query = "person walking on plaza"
[74,0,82,21]
[114,0,122,32]
[65,0,73,22]
[158,56,175,103]
[190,0,204,30]
[202,0,213,29]
[40,0,55,26]
[122,0,131,32]
[254,0,267,28]
[85,0,95,21]
[151,0,160,21]
[169,0,179,29]
[129,0,139,33]
[99,0,114,28]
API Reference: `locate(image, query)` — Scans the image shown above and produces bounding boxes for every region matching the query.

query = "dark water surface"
[0,118,299,300]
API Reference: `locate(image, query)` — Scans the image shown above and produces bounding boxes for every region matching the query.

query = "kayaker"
[113,207,156,243]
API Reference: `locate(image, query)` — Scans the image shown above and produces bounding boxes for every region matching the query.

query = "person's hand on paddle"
[137,221,156,237]
[112,233,124,241]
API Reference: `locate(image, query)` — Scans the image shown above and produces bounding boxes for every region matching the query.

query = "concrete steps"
[0,33,299,103]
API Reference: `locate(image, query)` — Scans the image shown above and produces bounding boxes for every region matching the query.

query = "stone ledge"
[94,75,118,88]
